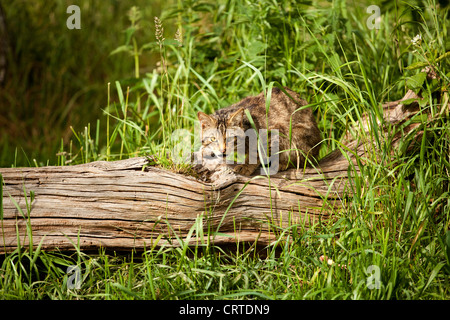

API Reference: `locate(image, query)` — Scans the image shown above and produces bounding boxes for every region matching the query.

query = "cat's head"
[197,108,245,160]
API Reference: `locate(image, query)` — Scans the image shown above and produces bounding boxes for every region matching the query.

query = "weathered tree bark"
[0,89,444,253]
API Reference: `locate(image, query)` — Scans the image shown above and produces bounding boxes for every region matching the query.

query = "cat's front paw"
[229,164,259,176]
[192,151,224,173]
[210,166,237,189]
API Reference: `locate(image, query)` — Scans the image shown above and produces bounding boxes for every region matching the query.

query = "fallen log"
[0,89,444,253]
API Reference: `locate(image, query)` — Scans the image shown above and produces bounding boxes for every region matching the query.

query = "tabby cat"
[197,87,321,176]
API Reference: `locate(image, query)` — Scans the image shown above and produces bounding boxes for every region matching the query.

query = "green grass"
[1,0,450,300]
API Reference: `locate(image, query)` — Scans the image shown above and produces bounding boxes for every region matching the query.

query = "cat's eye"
[209,137,216,142]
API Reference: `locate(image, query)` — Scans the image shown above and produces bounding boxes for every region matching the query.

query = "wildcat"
[196,87,322,176]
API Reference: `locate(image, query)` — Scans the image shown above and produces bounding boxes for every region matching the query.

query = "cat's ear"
[227,108,244,127]
[197,111,215,129]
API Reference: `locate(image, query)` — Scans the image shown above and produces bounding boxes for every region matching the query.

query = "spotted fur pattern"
[197,87,322,176]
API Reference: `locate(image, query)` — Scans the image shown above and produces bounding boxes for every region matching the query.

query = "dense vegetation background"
[1,0,448,167]
[0,1,159,166]
[0,0,449,300]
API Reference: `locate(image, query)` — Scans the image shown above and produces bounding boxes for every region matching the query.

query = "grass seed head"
[154,16,165,47]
